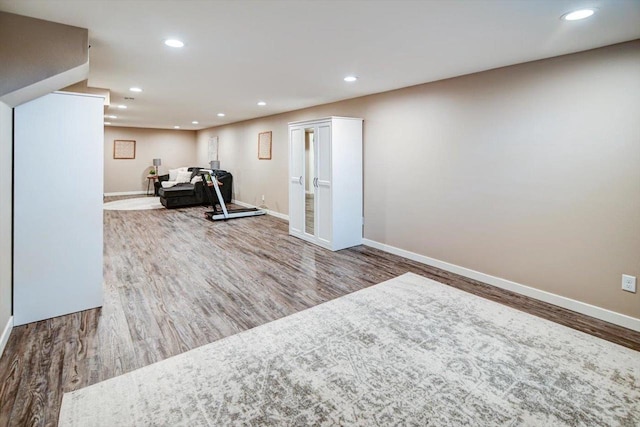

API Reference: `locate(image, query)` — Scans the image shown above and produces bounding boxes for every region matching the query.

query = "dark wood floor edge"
[357,242,640,352]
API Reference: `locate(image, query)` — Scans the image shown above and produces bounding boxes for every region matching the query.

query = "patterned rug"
[103,197,163,210]
[59,273,640,426]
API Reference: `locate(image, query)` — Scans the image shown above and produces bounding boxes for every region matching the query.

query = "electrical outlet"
[622,274,636,293]
[261,194,265,202]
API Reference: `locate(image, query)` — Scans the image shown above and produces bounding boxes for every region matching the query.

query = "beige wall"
[104,127,198,193]
[0,101,13,339]
[196,123,290,210]
[197,40,640,319]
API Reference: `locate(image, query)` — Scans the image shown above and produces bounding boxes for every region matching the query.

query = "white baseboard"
[363,238,640,332]
[265,210,289,221]
[0,316,13,358]
[104,191,147,197]
[231,199,289,221]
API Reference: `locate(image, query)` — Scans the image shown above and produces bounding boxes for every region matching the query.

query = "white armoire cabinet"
[289,117,363,251]
[14,91,104,325]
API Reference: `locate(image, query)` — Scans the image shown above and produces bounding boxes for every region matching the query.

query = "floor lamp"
[153,158,162,176]
[210,136,220,171]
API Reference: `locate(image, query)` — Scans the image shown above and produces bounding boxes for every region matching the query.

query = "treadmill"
[202,171,266,221]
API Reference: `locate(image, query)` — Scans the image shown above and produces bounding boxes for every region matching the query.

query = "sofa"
[156,167,233,209]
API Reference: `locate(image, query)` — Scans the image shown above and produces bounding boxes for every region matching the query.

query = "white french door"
[289,126,305,236]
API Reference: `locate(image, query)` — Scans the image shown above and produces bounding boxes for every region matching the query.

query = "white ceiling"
[1,0,639,130]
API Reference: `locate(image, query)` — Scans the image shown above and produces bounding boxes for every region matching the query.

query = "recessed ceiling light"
[129,87,142,92]
[562,9,595,20]
[117,105,127,109]
[192,121,199,124]
[217,113,225,117]
[257,101,267,106]
[344,76,358,82]
[105,115,117,119]
[174,125,180,129]
[165,39,184,48]
[104,122,111,125]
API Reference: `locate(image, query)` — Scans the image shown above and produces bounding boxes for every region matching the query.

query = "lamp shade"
[210,160,220,170]
[153,158,162,167]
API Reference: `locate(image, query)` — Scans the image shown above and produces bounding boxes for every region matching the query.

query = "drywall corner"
[0,101,13,349]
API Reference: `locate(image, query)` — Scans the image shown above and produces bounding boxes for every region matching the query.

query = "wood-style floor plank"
[1,199,639,426]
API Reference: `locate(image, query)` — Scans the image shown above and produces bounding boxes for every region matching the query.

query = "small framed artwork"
[113,140,136,159]
[258,131,272,160]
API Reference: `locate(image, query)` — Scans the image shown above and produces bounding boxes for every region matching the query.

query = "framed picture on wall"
[258,131,272,160]
[113,139,136,159]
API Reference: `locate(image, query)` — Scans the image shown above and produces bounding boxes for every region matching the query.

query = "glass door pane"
[304,128,315,236]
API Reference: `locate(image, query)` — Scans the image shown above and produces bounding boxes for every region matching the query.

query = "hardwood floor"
[1,201,639,426]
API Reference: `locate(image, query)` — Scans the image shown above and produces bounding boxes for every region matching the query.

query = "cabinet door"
[316,122,332,246]
[289,126,305,236]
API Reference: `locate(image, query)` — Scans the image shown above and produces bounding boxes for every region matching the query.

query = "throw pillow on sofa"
[175,171,192,183]
[168,167,190,181]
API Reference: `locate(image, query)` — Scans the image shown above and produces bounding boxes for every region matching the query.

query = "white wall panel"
[14,92,103,325]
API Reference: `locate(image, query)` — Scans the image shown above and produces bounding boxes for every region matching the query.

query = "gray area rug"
[59,273,640,426]
[103,197,163,210]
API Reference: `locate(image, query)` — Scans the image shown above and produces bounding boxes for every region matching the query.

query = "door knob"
[299,176,303,185]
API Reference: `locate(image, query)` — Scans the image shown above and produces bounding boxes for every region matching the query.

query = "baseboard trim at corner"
[0,316,13,358]
[104,191,147,197]
[362,238,640,332]
[231,199,289,221]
